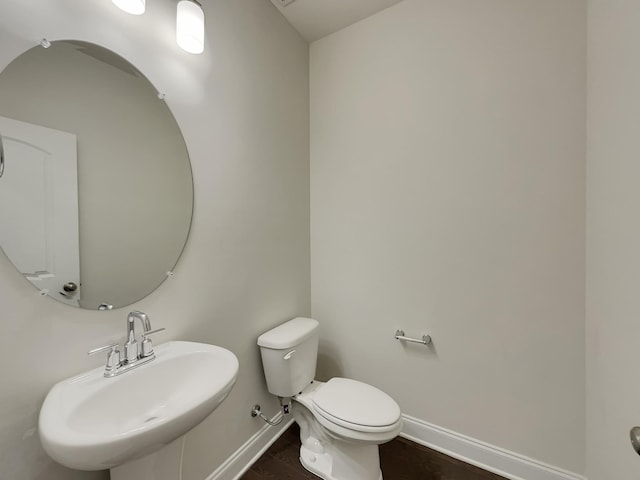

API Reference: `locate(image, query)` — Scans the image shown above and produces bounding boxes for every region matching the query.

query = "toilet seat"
[312,378,401,434]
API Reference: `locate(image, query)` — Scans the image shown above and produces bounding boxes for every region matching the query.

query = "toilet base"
[291,381,396,480]
[299,444,333,480]
[298,437,383,480]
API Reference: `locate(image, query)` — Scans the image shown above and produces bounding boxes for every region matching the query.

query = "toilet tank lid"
[257,317,319,349]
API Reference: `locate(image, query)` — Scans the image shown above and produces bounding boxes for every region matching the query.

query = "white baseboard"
[206,412,295,480]
[401,415,585,480]
[205,412,584,480]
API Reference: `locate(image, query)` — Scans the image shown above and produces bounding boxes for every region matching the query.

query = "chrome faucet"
[125,310,152,362]
[89,310,165,377]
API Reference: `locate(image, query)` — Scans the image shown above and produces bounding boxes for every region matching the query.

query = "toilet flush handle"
[283,350,296,360]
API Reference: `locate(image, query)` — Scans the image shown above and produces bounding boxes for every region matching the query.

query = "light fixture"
[176,0,205,54]
[112,0,146,15]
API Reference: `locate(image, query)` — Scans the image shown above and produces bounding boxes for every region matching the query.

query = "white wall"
[586,1,640,478]
[0,1,309,479]
[310,0,585,473]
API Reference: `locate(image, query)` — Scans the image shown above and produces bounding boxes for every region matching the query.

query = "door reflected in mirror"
[0,40,193,309]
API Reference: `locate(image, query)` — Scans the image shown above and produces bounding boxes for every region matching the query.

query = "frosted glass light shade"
[112,0,145,15]
[176,0,205,54]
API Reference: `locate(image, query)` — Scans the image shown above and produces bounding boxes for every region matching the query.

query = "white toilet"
[257,317,402,480]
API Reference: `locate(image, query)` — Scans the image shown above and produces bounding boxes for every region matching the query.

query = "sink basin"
[39,341,239,471]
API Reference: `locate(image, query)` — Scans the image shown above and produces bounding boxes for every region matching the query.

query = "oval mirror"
[0,40,193,310]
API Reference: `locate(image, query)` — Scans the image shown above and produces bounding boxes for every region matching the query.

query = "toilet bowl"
[257,317,402,480]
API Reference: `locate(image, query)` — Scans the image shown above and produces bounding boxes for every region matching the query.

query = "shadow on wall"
[317,341,344,381]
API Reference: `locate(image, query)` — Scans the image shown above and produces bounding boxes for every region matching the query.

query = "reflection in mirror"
[0,40,193,309]
[0,128,4,178]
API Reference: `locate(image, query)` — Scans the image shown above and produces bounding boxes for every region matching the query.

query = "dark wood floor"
[241,423,507,480]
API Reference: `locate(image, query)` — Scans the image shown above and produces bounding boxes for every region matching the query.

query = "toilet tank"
[257,317,319,397]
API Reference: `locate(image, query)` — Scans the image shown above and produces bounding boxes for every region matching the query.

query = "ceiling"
[268,0,405,42]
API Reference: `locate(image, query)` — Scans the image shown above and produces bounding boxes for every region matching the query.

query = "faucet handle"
[88,343,119,355]
[140,328,165,358]
[88,343,121,375]
[143,328,165,337]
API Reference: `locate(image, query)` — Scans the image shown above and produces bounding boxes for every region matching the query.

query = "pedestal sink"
[39,341,239,480]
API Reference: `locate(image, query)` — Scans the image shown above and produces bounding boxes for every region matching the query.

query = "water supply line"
[251,399,291,427]
[251,405,283,426]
